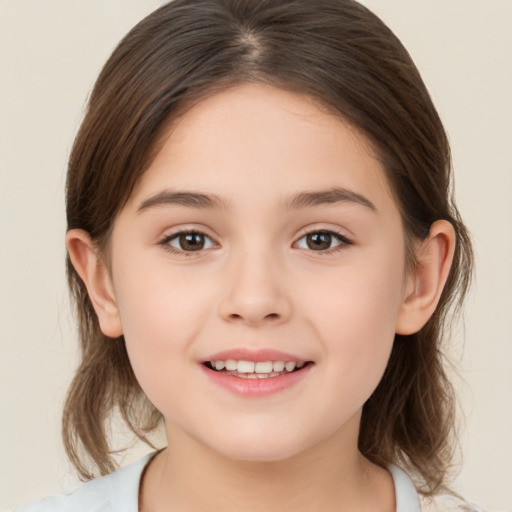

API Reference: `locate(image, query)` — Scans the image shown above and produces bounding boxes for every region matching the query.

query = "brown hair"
[63,0,473,495]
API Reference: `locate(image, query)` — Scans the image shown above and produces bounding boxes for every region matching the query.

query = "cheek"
[113,250,216,336]
[111,261,215,404]
[301,253,406,395]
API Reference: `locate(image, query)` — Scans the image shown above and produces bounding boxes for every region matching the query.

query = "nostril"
[227,312,280,322]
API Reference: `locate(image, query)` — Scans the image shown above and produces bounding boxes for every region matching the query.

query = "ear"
[66,229,123,338]
[395,220,456,335]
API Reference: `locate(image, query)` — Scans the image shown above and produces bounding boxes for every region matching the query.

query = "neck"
[140,418,395,512]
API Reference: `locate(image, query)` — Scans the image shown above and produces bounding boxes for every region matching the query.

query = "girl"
[11,0,488,510]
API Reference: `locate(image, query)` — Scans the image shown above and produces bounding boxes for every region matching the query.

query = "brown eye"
[305,232,332,250]
[166,231,215,252]
[295,230,351,252]
[179,233,205,251]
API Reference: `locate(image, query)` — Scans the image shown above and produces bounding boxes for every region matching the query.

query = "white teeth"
[209,359,307,376]
[272,361,285,372]
[237,360,255,373]
[285,361,296,372]
[225,359,237,371]
[255,361,273,373]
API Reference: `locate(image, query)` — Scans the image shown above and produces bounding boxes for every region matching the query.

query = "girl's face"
[107,83,413,461]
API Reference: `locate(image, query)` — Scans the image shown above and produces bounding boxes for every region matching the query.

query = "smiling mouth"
[203,359,314,379]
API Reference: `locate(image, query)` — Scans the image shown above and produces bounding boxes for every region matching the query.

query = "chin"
[213,440,306,463]
[197,423,320,464]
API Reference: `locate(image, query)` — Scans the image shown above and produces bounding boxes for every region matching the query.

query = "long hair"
[63,0,473,494]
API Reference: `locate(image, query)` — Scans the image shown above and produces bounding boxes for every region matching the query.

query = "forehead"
[129,83,395,215]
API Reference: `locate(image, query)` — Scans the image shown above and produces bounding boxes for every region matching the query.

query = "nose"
[218,248,292,327]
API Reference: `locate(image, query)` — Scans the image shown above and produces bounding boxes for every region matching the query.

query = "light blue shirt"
[10,453,451,512]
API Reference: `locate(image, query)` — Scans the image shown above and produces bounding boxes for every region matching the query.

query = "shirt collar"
[108,454,421,512]
[389,464,422,512]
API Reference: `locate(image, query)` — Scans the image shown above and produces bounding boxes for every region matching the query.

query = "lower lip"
[200,364,313,397]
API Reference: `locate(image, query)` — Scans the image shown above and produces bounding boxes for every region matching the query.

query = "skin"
[67,83,455,511]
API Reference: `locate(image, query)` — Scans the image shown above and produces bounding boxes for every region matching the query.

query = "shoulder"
[10,453,155,512]
[420,492,490,512]
[389,464,489,512]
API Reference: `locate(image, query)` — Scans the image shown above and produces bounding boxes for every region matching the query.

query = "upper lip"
[201,348,310,364]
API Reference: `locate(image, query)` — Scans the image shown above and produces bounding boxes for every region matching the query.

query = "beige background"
[0,1,511,510]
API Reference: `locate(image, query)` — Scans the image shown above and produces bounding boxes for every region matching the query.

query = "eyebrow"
[137,190,229,212]
[286,187,377,212]
[137,187,376,213]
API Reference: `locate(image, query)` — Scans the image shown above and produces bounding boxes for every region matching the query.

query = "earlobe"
[395,220,456,335]
[66,229,123,338]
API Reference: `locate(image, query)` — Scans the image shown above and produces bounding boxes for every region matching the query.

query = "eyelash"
[159,230,218,256]
[159,229,352,256]
[294,229,353,254]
